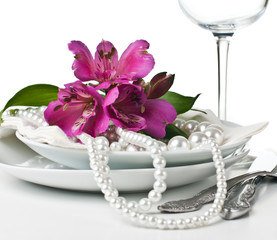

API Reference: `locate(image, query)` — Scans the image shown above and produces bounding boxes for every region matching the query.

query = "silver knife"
[158,151,277,215]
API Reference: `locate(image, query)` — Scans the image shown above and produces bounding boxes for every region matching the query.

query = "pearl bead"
[147,216,157,227]
[204,127,224,145]
[139,198,152,211]
[167,219,177,229]
[127,201,138,211]
[95,136,109,146]
[118,138,128,148]
[158,142,167,152]
[145,139,154,147]
[180,120,199,135]
[126,144,138,152]
[150,146,161,154]
[185,218,194,228]
[104,188,119,201]
[139,214,148,224]
[176,219,186,229]
[110,142,122,151]
[194,121,211,132]
[188,132,208,149]
[153,180,167,193]
[129,211,139,222]
[157,218,167,229]
[95,144,109,151]
[102,177,113,186]
[152,156,166,168]
[207,124,224,133]
[121,207,130,216]
[167,136,190,151]
[154,169,167,180]
[148,190,162,203]
[173,118,186,128]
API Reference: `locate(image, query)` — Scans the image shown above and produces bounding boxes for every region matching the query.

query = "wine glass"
[178,0,269,120]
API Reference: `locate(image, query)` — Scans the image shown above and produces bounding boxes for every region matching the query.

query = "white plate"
[15,121,250,170]
[0,134,249,192]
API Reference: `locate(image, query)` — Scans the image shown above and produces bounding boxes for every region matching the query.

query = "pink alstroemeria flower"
[104,83,177,139]
[68,40,155,88]
[44,81,109,138]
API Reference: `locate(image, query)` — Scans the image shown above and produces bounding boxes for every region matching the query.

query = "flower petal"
[103,86,119,107]
[68,41,96,81]
[44,81,108,138]
[142,99,177,138]
[95,40,118,75]
[117,40,155,79]
[106,104,146,131]
[82,106,109,137]
[147,72,175,99]
[44,99,87,137]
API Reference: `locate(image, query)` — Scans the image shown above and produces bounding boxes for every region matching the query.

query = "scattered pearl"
[207,124,224,133]
[204,127,224,145]
[168,136,191,151]
[173,118,186,128]
[194,121,211,132]
[180,120,199,135]
[188,132,208,149]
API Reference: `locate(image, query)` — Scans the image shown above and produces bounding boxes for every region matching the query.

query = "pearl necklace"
[3,107,227,228]
[78,128,227,229]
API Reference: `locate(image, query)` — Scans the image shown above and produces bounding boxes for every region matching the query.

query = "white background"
[1,0,276,152]
[0,1,277,239]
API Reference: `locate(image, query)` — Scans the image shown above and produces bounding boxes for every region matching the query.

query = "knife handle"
[220,175,264,220]
[158,171,269,213]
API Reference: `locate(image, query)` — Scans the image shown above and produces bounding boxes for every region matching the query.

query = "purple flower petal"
[68,41,96,81]
[94,40,118,80]
[44,81,108,137]
[117,40,155,79]
[82,106,110,137]
[44,99,87,137]
[142,99,177,138]
[104,84,147,131]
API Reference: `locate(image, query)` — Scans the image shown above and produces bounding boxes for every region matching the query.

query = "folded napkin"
[179,109,268,145]
[0,108,268,149]
[0,113,86,149]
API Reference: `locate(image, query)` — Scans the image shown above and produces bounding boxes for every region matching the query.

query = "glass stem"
[214,34,232,121]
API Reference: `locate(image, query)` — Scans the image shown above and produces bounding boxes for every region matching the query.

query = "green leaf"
[0,84,59,123]
[163,124,188,140]
[159,91,200,115]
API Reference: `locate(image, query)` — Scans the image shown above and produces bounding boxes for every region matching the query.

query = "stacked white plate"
[0,127,249,192]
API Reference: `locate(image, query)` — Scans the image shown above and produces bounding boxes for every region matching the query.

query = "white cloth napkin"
[179,109,268,145]
[0,116,86,149]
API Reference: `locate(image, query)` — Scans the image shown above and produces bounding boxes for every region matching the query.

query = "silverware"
[220,175,264,220]
[158,151,277,217]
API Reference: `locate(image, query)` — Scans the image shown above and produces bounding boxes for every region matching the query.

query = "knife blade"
[158,151,277,214]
